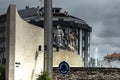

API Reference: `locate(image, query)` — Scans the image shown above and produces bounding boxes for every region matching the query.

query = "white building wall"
[15,8,44,80]
[6,5,44,80]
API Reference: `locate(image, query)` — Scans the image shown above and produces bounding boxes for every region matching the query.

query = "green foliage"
[0,64,5,80]
[37,71,52,80]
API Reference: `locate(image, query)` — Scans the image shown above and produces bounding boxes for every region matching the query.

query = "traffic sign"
[59,61,70,75]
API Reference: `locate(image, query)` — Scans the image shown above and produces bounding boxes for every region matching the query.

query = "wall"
[6,5,44,80]
[15,7,44,80]
[53,67,120,80]
[53,49,83,67]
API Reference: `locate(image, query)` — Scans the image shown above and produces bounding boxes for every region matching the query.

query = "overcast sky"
[0,0,120,60]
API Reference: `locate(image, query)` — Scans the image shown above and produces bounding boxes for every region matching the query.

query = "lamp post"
[44,0,53,78]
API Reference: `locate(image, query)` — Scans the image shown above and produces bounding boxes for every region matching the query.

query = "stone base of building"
[53,67,120,80]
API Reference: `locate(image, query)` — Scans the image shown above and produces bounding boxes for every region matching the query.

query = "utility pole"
[44,0,53,78]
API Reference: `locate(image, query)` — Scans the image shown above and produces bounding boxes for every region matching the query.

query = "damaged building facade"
[18,6,92,67]
[0,6,92,67]
[0,5,92,80]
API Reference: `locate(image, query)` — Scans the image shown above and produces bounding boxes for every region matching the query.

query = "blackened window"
[55,9,60,13]
[59,18,64,21]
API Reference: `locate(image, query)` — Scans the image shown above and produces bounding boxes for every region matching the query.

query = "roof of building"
[18,7,39,18]
[18,7,86,22]
[0,6,92,31]
[0,14,6,22]
[104,53,120,59]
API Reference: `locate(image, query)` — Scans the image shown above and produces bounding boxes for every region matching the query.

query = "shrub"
[37,71,52,80]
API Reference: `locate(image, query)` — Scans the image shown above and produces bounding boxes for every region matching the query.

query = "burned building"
[0,6,92,67]
[18,7,92,67]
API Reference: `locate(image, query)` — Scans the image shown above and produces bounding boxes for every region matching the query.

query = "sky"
[0,0,120,60]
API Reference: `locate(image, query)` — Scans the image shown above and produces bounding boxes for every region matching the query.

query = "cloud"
[69,0,120,59]
[1,0,120,59]
[0,0,41,14]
